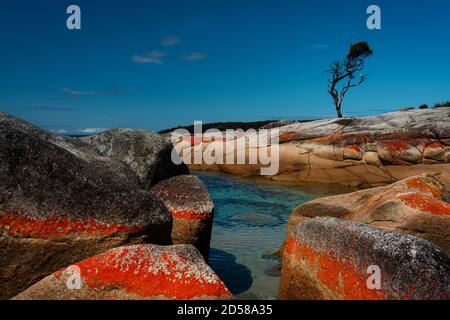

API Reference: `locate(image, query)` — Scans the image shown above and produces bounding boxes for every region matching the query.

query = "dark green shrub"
[433,101,450,109]
[419,104,428,109]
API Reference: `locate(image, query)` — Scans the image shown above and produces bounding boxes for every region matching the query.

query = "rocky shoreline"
[177,108,450,187]
[0,112,226,300]
[279,174,450,300]
[1,111,450,300]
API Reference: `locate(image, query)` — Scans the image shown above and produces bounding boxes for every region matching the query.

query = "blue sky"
[1,0,450,133]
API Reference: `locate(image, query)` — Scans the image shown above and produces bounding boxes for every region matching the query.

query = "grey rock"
[0,113,172,299]
[280,217,450,300]
[83,128,189,189]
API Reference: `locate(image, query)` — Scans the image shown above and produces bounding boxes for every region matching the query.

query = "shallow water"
[194,171,356,300]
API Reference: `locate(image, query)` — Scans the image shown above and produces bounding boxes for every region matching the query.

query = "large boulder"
[175,108,450,186]
[280,217,450,300]
[0,112,141,185]
[0,113,172,299]
[82,128,189,189]
[151,175,214,259]
[286,174,450,251]
[13,244,232,300]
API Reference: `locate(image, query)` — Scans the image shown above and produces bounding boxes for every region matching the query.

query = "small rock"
[151,175,214,259]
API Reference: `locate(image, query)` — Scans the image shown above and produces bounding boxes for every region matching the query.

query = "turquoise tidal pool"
[195,171,356,300]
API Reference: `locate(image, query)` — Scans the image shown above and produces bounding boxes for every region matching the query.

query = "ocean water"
[194,171,356,300]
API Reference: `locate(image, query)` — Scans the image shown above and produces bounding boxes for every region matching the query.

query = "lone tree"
[327,41,373,118]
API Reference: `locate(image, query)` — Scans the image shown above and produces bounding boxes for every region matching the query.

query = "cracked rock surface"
[177,108,450,186]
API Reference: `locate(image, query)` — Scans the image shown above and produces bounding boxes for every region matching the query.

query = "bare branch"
[326,41,372,118]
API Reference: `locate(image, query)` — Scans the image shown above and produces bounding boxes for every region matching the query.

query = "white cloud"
[161,35,181,46]
[50,129,69,134]
[79,128,108,134]
[180,52,207,61]
[60,87,97,96]
[132,51,167,64]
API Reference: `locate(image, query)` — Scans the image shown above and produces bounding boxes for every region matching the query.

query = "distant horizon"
[25,105,445,136]
[2,0,450,133]
[2,102,448,135]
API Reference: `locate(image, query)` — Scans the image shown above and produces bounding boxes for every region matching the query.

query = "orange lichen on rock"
[348,145,362,152]
[281,218,450,300]
[316,253,341,292]
[0,211,142,238]
[279,132,301,142]
[283,237,385,300]
[150,175,215,258]
[405,177,443,197]
[383,140,410,152]
[340,268,384,300]
[171,210,212,221]
[310,133,343,145]
[400,193,450,216]
[65,245,231,299]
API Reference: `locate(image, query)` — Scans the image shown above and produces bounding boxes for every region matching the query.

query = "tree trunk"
[336,106,343,118]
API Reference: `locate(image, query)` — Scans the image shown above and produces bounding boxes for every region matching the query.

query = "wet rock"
[151,175,214,259]
[82,128,189,189]
[0,113,172,299]
[280,217,450,300]
[13,244,232,300]
[287,175,450,251]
